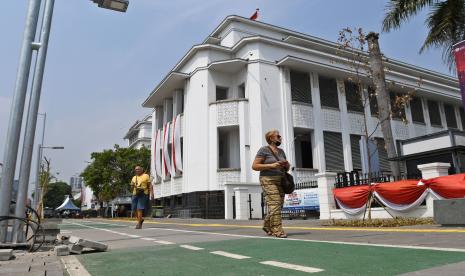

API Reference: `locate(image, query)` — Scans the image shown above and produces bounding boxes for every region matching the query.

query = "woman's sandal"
[262,227,272,236]
[273,232,288,238]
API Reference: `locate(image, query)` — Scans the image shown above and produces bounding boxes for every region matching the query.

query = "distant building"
[69,175,84,196]
[124,114,152,149]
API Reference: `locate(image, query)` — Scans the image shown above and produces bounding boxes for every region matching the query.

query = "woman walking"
[252,130,290,238]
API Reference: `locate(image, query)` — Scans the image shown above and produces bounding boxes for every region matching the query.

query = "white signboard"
[283,188,319,211]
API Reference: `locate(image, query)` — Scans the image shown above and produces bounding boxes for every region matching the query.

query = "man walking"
[130,166,153,229]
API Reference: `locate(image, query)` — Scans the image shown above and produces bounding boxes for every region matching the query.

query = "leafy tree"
[43,181,71,209]
[81,145,150,216]
[382,0,465,69]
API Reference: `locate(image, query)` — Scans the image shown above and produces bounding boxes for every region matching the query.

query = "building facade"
[69,175,84,196]
[124,114,152,149]
[142,15,462,218]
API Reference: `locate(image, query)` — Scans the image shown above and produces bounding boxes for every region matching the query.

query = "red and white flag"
[250,8,259,20]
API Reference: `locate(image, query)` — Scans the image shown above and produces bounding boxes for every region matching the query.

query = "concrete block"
[69,244,84,255]
[69,236,83,244]
[0,249,13,261]
[434,198,465,225]
[77,239,108,251]
[54,245,70,256]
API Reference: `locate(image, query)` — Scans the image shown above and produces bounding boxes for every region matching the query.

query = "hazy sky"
[0,0,452,188]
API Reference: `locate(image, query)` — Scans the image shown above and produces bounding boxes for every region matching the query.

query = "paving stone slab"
[69,244,84,255]
[0,249,13,261]
[0,272,45,276]
[77,239,108,251]
[54,245,69,256]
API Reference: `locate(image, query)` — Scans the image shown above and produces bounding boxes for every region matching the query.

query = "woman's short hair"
[265,129,279,145]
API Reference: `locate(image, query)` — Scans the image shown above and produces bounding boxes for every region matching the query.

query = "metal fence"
[295,181,318,190]
[335,171,421,188]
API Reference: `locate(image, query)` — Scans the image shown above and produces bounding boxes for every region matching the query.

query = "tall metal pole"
[32,113,46,210]
[13,0,55,243]
[0,0,42,243]
[33,145,43,212]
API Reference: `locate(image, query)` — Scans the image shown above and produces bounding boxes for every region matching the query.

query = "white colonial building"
[123,114,152,149]
[142,15,462,219]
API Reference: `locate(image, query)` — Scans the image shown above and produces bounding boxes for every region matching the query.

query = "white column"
[418,162,450,179]
[224,185,234,219]
[173,89,184,117]
[163,98,173,124]
[438,102,447,129]
[404,100,415,137]
[417,162,450,217]
[316,172,337,220]
[421,98,432,134]
[280,68,295,171]
[238,100,250,182]
[234,187,249,220]
[337,80,352,172]
[455,106,463,130]
[310,73,325,172]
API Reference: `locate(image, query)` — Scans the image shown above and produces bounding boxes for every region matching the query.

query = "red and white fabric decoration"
[162,123,172,177]
[154,129,162,178]
[172,114,183,173]
[333,174,465,214]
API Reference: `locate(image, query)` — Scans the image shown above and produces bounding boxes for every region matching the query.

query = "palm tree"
[382,0,465,70]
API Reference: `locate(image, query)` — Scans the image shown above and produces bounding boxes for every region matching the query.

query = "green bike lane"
[60,220,465,275]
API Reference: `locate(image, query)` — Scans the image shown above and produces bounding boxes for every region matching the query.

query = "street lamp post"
[0,0,42,243]
[0,0,129,244]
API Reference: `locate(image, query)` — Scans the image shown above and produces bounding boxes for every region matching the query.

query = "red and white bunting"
[172,114,183,173]
[162,122,172,176]
[154,129,162,178]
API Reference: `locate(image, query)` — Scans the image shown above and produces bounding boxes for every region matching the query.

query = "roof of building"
[123,114,152,139]
[143,15,459,108]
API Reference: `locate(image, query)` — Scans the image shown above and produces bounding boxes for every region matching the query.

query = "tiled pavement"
[0,250,64,276]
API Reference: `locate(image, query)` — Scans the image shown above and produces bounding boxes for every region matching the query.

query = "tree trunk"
[366,32,401,179]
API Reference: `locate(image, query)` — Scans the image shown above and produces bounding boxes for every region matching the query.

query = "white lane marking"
[141,237,157,241]
[154,240,175,245]
[142,227,465,253]
[180,245,204,251]
[60,230,72,234]
[211,251,251,259]
[127,235,141,238]
[61,255,92,276]
[260,261,324,273]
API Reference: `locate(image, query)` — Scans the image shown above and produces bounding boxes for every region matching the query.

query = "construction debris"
[0,249,13,261]
[55,245,70,256]
[56,235,108,255]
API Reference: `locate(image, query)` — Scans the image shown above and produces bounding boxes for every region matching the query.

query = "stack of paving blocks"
[37,218,62,244]
[55,235,108,256]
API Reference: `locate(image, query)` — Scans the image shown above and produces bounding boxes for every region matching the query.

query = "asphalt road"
[58,218,465,275]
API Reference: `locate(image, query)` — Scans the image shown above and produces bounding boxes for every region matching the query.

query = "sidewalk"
[0,250,64,276]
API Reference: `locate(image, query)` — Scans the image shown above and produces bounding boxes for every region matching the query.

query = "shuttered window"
[290,71,312,104]
[375,138,390,172]
[319,76,339,109]
[444,104,458,129]
[410,97,424,123]
[350,135,362,170]
[324,131,344,171]
[345,81,364,112]
[427,100,442,126]
[368,86,378,116]
[390,93,405,120]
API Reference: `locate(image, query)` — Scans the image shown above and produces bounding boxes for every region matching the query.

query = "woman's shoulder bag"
[267,146,295,194]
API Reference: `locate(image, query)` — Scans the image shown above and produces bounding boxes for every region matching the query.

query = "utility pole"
[0,0,42,243]
[13,0,55,244]
[366,32,400,178]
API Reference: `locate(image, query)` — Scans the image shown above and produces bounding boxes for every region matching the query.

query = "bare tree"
[366,32,401,179]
